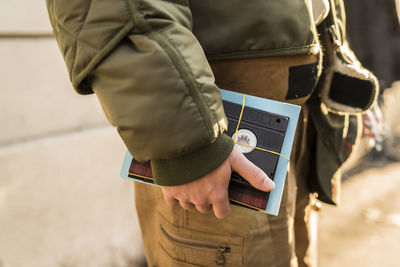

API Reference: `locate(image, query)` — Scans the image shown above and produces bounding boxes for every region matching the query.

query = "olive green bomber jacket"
[46,0,320,186]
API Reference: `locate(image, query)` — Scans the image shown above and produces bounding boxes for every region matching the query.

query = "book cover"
[120,89,301,215]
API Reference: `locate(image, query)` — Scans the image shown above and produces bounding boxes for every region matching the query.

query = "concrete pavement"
[0,127,145,267]
[319,162,400,267]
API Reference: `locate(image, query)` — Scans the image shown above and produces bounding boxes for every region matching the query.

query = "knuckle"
[211,192,227,204]
[191,194,207,207]
[250,166,261,179]
[192,198,207,208]
[174,191,185,200]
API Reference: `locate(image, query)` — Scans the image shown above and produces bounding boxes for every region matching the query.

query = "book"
[120,89,301,215]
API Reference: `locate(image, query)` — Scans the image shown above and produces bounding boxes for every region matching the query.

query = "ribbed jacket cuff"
[151,134,234,186]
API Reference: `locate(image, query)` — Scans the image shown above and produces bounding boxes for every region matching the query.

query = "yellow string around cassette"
[233,94,289,161]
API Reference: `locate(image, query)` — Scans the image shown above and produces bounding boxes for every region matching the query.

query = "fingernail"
[263,178,275,190]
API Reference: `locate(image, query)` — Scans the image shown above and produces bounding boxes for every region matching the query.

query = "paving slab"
[0,1,52,34]
[319,163,400,267]
[0,127,144,267]
[0,39,107,145]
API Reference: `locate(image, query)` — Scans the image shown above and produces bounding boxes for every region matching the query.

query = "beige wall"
[0,2,144,267]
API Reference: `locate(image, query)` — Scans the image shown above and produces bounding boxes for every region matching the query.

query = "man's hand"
[161,147,275,219]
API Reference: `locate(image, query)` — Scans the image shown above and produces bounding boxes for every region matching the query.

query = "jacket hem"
[151,134,234,186]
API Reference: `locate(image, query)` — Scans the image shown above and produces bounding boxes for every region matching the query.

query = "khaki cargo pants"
[134,105,318,267]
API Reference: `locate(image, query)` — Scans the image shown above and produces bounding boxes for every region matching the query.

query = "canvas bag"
[318,0,379,114]
[307,0,379,204]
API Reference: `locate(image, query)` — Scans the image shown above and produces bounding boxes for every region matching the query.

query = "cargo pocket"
[156,211,244,267]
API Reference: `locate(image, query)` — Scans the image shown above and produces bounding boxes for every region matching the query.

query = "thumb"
[230,148,275,191]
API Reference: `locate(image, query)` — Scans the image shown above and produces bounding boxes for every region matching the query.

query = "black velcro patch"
[286,63,318,100]
[329,72,374,109]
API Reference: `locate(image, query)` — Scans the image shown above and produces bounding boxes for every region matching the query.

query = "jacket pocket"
[157,212,244,267]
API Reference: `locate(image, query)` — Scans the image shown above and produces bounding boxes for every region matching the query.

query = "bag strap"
[325,0,358,64]
[326,0,343,48]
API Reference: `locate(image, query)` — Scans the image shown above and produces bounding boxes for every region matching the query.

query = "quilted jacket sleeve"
[46,0,234,186]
